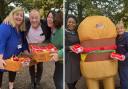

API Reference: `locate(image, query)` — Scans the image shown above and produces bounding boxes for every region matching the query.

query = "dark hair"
[66,14,78,30]
[66,14,77,24]
[47,10,63,29]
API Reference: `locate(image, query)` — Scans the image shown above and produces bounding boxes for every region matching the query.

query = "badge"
[17,44,22,49]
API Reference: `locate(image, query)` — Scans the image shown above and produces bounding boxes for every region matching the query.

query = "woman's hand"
[69,46,72,51]
[50,52,59,62]
[0,59,6,69]
[3,16,10,25]
[23,50,33,58]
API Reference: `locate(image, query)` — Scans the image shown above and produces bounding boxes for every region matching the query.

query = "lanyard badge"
[17,44,22,49]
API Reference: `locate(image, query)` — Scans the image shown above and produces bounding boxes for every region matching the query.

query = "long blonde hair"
[8,7,26,31]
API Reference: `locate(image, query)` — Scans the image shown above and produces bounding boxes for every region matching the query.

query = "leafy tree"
[0,0,63,23]
[65,0,128,25]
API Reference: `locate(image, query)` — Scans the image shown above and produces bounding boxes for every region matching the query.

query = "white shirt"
[27,26,45,43]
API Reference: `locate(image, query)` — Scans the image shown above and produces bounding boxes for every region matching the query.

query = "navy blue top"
[0,23,28,59]
[116,32,128,66]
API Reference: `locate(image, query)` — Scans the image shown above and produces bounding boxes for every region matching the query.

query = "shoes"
[30,82,41,89]
[35,77,41,89]
[35,83,40,89]
[8,86,15,89]
[30,82,35,89]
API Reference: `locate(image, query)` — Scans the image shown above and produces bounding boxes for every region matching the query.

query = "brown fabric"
[85,52,112,61]
[81,38,115,61]
[81,38,115,48]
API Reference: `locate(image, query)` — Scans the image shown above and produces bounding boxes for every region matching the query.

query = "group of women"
[0,6,128,89]
[0,7,63,89]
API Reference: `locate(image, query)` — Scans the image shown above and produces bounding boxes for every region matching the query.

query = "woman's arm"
[51,29,63,61]
[58,29,63,58]
[0,24,11,69]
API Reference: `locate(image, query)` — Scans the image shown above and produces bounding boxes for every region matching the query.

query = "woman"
[65,15,81,89]
[3,9,51,89]
[0,7,28,89]
[116,21,128,89]
[26,9,51,89]
[47,10,63,89]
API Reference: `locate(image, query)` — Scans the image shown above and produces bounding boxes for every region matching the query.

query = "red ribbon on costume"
[71,44,125,61]
[83,45,117,52]
[70,44,117,53]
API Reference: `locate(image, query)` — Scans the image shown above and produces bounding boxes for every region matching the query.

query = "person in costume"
[78,16,118,89]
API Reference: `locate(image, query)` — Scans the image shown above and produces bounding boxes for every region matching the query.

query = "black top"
[25,18,51,42]
[65,29,81,83]
[65,29,80,51]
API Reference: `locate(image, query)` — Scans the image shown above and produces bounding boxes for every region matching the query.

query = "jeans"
[119,65,128,89]
[29,62,43,83]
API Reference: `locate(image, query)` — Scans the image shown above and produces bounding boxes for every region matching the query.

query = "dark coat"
[65,29,81,83]
[116,32,128,66]
[25,18,51,42]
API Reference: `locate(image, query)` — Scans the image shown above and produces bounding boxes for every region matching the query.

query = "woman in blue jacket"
[0,7,28,89]
[116,21,128,89]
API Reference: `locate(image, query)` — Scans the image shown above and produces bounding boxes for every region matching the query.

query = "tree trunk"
[0,0,7,23]
[77,2,83,23]
[65,1,69,21]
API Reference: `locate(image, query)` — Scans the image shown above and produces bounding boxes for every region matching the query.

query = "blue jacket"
[0,23,28,59]
[116,32,128,66]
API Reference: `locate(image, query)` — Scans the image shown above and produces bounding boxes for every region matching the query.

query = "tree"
[65,0,128,25]
[65,0,102,23]
[0,0,25,23]
[0,0,63,23]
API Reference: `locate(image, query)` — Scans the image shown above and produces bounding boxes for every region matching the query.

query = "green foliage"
[0,0,63,23]
[65,0,128,26]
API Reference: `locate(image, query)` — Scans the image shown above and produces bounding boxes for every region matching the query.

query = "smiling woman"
[7,7,25,31]
[116,21,128,89]
[13,11,24,27]
[0,7,28,89]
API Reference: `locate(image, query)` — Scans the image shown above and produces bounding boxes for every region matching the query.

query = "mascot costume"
[76,16,120,89]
